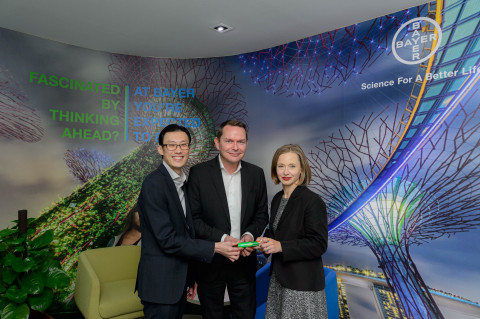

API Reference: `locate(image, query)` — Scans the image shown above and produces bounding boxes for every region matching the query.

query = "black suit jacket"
[187,156,269,281]
[136,163,214,304]
[267,186,328,291]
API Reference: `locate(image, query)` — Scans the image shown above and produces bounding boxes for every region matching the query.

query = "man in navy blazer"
[136,124,241,319]
[188,120,269,319]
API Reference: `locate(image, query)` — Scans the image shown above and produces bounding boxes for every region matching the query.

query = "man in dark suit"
[136,124,241,319]
[188,120,269,319]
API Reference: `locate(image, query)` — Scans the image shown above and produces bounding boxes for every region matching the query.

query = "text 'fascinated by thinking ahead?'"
[29,72,201,142]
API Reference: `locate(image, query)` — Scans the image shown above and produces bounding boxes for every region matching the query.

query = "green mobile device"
[237,241,260,248]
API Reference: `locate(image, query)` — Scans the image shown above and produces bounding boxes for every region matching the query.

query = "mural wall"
[1,0,479,318]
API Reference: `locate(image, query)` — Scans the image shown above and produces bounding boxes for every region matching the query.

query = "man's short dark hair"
[216,120,248,140]
[158,124,191,145]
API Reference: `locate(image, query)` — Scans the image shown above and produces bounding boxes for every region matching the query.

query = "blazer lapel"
[275,186,303,231]
[211,158,231,224]
[274,198,292,231]
[240,163,248,225]
[270,191,282,234]
[159,164,189,229]
[184,190,194,237]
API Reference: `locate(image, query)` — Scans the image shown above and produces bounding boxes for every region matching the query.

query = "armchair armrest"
[75,252,102,319]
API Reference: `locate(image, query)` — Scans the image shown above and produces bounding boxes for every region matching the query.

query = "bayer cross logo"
[392,17,443,65]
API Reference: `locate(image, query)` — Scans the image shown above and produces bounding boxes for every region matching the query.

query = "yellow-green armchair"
[75,246,143,319]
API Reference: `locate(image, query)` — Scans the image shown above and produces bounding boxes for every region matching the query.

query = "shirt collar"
[218,155,242,175]
[162,161,186,186]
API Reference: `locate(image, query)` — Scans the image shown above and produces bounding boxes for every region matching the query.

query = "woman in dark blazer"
[257,144,328,318]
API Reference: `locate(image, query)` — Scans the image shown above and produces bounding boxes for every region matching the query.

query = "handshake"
[214,234,260,262]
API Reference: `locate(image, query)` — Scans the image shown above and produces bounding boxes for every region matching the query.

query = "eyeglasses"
[162,143,190,151]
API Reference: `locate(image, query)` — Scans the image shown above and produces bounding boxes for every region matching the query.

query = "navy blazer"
[267,186,328,291]
[187,156,269,281]
[136,163,214,304]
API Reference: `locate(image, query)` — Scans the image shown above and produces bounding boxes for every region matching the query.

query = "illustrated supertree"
[109,56,248,169]
[309,98,480,318]
[239,5,428,97]
[64,148,115,183]
[0,66,44,142]
[110,56,247,123]
[29,56,248,307]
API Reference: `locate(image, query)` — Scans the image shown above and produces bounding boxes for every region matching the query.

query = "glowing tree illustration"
[109,56,247,168]
[239,5,428,97]
[30,56,248,305]
[0,66,44,142]
[64,148,115,183]
[110,56,247,124]
[309,100,480,319]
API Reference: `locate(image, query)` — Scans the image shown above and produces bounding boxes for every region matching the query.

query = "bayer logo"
[392,17,442,65]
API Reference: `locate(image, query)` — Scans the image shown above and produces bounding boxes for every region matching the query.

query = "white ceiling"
[0,0,430,59]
